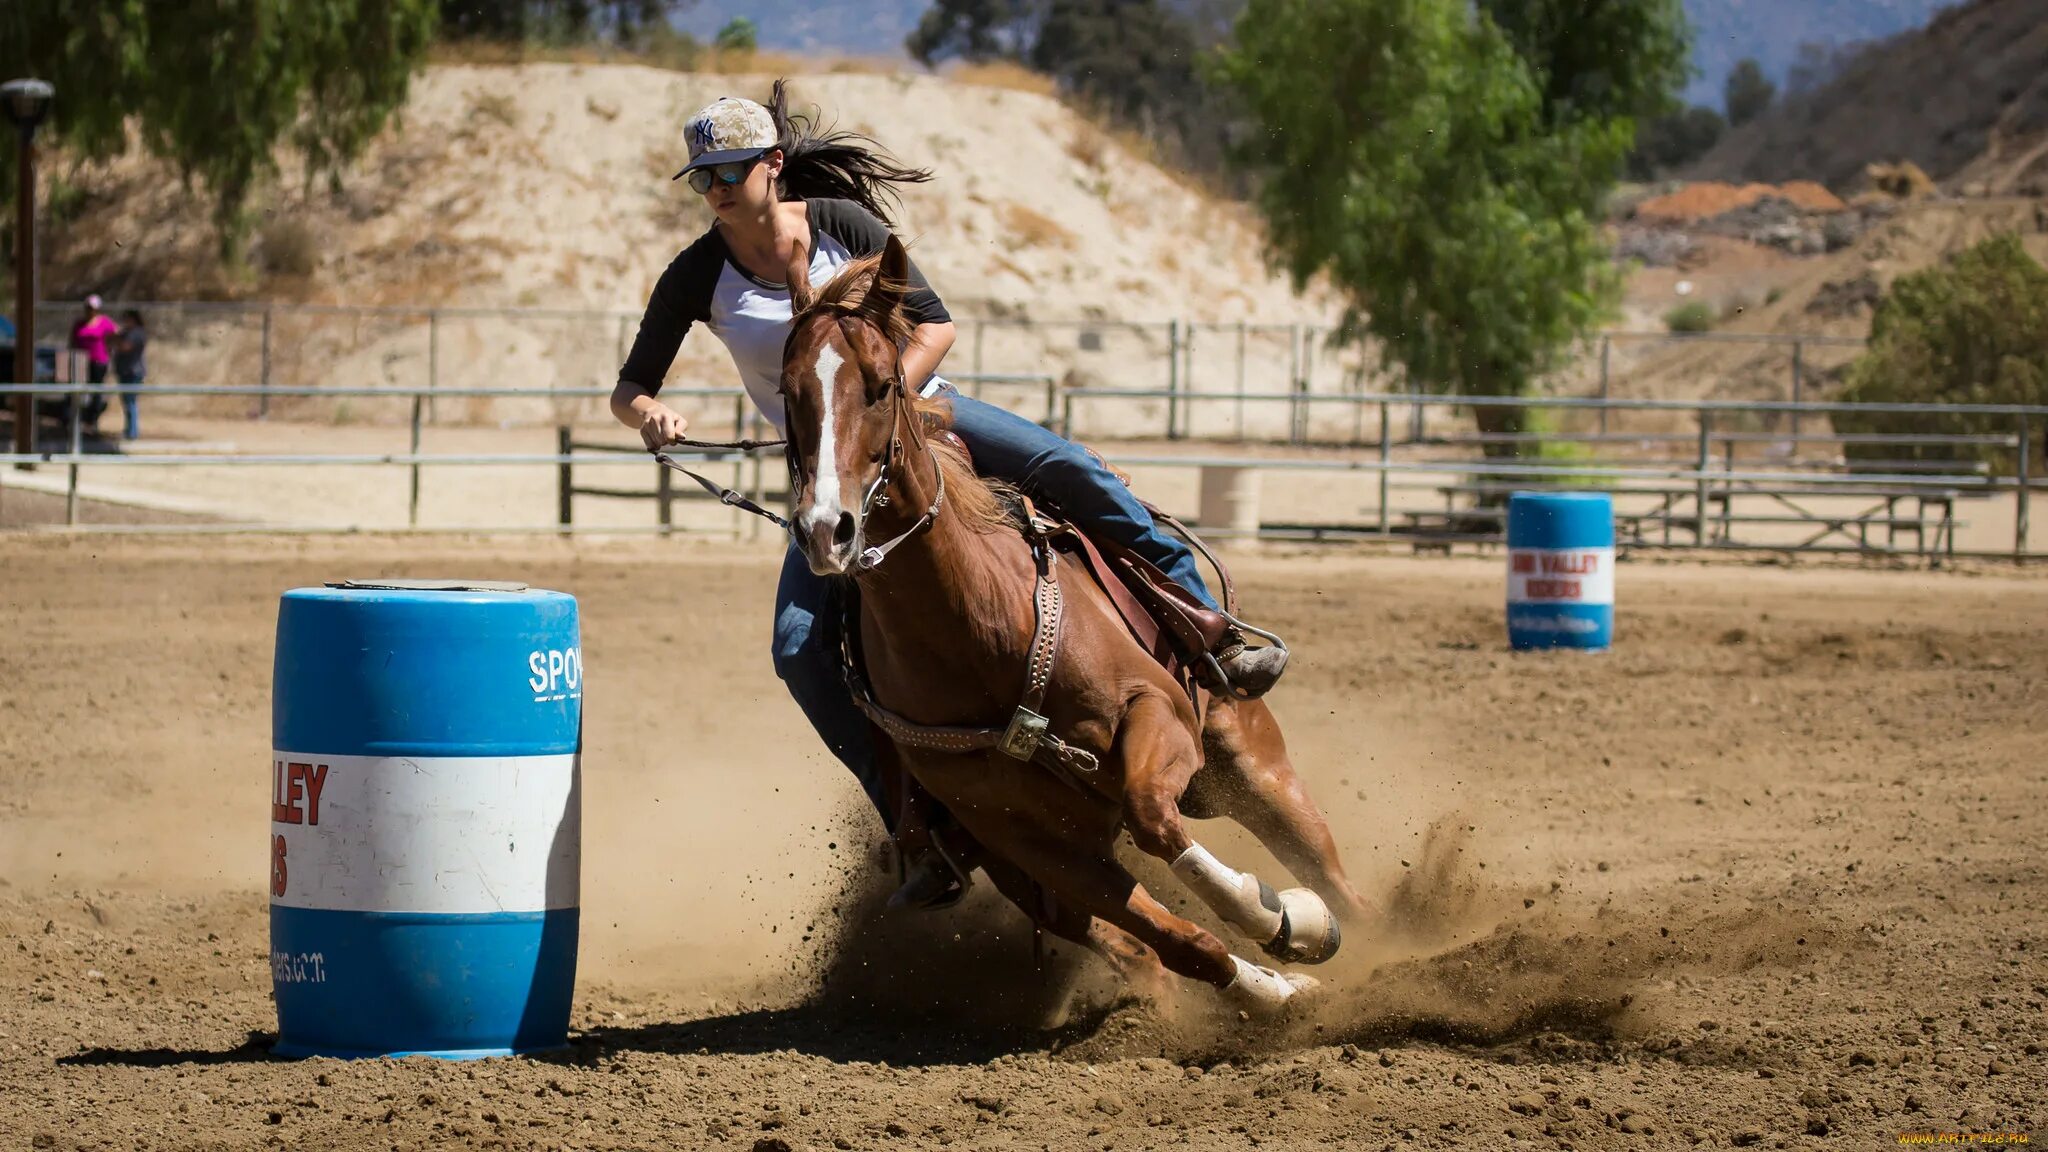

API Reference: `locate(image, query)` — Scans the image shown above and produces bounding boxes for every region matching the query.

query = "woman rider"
[612,83,1287,906]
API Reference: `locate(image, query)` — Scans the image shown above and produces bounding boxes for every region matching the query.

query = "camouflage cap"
[673,96,779,179]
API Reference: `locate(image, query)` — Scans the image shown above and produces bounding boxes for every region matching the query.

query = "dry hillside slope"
[57,64,1339,327]
[1685,0,2048,193]
[1611,198,2048,404]
[42,64,1346,424]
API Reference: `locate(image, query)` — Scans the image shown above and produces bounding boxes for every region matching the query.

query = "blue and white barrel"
[269,580,582,1059]
[1506,493,1615,650]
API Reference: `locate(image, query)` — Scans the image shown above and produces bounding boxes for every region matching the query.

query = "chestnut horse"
[779,236,1376,1015]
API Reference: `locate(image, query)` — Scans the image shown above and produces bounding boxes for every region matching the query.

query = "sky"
[673,0,1968,112]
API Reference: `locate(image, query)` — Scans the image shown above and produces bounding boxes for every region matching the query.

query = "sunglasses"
[686,156,763,195]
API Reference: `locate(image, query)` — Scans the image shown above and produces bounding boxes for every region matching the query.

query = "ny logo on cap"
[690,118,719,154]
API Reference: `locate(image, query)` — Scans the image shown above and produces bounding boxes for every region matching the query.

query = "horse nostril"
[833,512,856,547]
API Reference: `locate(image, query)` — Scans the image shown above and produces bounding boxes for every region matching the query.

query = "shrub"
[1663,301,1716,333]
[1835,233,2048,473]
[714,17,757,54]
[258,217,320,277]
[469,90,519,128]
[1000,202,1076,249]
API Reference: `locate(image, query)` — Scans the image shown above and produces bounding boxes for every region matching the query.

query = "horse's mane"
[793,252,916,347]
[914,393,1023,536]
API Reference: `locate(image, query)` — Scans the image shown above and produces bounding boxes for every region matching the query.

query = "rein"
[654,436,794,533]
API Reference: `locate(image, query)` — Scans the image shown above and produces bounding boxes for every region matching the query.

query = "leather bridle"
[656,310,945,569]
[843,371,946,571]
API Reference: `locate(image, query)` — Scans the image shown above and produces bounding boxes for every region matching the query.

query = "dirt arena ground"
[1,536,2042,1150]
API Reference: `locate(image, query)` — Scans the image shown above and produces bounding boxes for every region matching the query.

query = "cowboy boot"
[886,784,972,911]
[889,848,967,911]
[1214,630,1289,698]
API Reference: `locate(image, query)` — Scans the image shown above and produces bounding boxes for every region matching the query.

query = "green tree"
[1217,0,1686,452]
[1723,57,1775,127]
[906,0,1234,176]
[1628,103,1726,179]
[1836,234,2048,472]
[713,16,757,53]
[434,1,686,43]
[906,0,1040,65]
[1476,0,1691,130]
[1,0,436,260]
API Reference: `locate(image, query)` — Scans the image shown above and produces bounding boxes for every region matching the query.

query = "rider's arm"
[610,379,686,449]
[901,321,955,392]
[616,234,723,449]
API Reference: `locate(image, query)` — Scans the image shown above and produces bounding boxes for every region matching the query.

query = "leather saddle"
[930,425,1246,711]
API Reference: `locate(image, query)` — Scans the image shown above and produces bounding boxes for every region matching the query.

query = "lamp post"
[4,78,54,463]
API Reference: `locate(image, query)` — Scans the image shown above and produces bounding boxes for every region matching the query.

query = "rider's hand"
[637,404,690,452]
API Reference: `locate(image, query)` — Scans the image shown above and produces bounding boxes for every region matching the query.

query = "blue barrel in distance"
[270,580,582,1059]
[1506,493,1615,650]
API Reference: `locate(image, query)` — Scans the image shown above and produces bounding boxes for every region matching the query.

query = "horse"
[777,235,1378,1016]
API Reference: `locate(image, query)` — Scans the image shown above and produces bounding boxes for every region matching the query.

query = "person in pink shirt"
[72,295,120,431]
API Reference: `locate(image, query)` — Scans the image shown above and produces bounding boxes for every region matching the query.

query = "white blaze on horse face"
[801,341,849,536]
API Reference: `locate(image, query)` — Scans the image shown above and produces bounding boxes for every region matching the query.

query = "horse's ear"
[867,234,910,325]
[878,234,909,303]
[786,235,814,313]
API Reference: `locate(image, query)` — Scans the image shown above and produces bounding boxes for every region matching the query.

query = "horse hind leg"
[1116,693,1343,966]
[978,854,1174,1009]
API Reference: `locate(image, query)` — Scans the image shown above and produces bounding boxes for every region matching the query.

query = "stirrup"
[1201,619,1291,700]
[887,838,972,912]
[888,853,967,911]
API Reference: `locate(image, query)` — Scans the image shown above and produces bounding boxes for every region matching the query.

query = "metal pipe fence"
[2,382,2039,559]
[9,299,1867,430]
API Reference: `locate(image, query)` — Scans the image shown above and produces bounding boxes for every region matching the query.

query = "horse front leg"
[977,854,1177,1011]
[1118,692,1343,968]
[908,743,1309,1017]
[1195,697,1381,930]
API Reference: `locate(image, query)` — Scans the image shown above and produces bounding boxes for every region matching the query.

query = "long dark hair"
[767,79,932,227]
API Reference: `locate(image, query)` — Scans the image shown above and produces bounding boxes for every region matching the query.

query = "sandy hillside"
[1605,197,2048,404]
[43,64,1348,426]
[66,63,1341,324]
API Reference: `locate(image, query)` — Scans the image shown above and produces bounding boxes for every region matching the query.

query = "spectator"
[114,309,147,441]
[71,296,120,433]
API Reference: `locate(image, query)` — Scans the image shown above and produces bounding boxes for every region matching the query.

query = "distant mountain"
[675,1,1965,109]
[673,2,924,58]
[1684,0,2048,190]
[1679,0,1962,106]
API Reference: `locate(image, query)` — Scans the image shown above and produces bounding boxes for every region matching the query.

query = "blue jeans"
[770,391,1217,828]
[118,373,142,440]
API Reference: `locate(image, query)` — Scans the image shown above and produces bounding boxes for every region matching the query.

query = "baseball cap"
[673,96,779,180]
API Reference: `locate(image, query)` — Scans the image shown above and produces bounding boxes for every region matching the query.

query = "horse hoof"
[1223,956,1320,1018]
[1262,888,1341,965]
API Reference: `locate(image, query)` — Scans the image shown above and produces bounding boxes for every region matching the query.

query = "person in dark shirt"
[614,82,1288,907]
[113,310,147,441]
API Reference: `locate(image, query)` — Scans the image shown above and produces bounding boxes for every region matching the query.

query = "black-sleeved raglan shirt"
[618,197,951,433]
